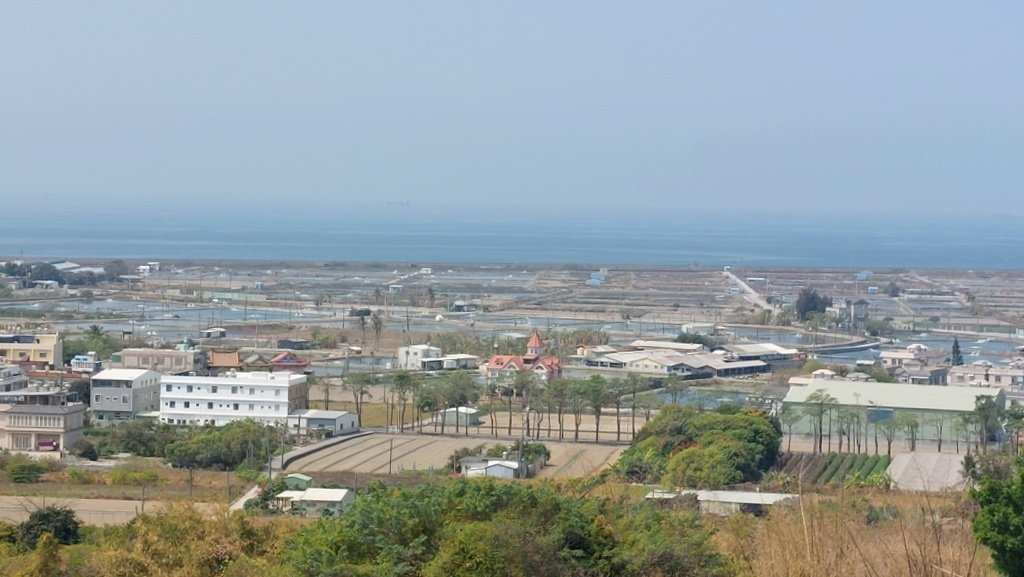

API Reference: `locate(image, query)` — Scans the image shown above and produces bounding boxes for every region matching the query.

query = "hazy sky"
[3,3,1022,219]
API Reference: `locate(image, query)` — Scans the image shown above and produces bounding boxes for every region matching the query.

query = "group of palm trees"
[336,369,664,443]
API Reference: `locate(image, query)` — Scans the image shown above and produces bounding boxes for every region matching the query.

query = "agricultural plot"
[777,452,891,486]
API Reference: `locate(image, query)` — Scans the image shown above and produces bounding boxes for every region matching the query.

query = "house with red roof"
[484,332,561,384]
[271,351,311,373]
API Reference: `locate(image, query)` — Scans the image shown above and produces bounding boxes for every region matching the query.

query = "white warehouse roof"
[785,379,1003,412]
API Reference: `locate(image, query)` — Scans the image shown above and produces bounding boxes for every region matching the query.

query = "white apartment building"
[159,371,308,426]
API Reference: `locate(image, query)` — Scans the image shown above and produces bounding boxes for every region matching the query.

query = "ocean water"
[2,210,1022,269]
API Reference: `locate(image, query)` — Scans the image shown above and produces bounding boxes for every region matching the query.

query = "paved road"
[723,271,771,309]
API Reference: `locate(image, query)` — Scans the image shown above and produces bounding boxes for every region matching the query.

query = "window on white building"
[211,386,218,393]
[207,402,213,409]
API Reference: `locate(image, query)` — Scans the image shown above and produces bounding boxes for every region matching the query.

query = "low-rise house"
[277,339,311,351]
[880,346,928,371]
[89,369,162,424]
[628,340,705,353]
[110,347,208,375]
[949,359,1024,389]
[443,406,480,427]
[645,490,798,516]
[420,354,479,371]
[484,332,562,384]
[201,327,227,339]
[288,488,355,517]
[70,352,102,374]
[0,386,86,453]
[396,344,442,370]
[463,460,520,480]
[283,473,313,491]
[287,409,359,437]
[270,351,310,373]
[208,350,243,374]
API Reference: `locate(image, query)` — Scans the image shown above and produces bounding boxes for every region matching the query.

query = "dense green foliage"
[19,506,81,549]
[615,405,781,487]
[794,287,832,321]
[287,478,728,577]
[164,420,282,470]
[972,457,1024,577]
[87,420,182,457]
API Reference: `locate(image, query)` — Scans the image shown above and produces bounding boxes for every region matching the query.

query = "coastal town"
[3,260,1024,479]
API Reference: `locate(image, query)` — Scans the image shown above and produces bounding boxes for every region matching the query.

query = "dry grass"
[715,488,994,577]
[321,400,429,428]
[0,460,252,504]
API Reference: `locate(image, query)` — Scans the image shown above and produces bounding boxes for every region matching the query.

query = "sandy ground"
[286,433,624,479]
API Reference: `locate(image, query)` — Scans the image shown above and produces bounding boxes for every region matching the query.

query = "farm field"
[777,452,892,486]
[285,433,625,479]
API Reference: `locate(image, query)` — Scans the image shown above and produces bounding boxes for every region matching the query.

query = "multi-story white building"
[89,369,162,424]
[159,371,308,426]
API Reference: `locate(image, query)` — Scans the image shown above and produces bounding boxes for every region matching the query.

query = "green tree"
[952,337,965,366]
[801,389,837,454]
[19,505,81,548]
[972,459,1024,577]
[795,287,832,321]
[580,375,609,441]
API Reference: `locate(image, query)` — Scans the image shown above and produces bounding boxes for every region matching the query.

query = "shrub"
[19,505,81,548]
[8,462,45,483]
[107,468,160,486]
[71,439,99,461]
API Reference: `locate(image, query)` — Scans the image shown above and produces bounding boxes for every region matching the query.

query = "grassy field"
[0,459,252,504]
[322,400,430,428]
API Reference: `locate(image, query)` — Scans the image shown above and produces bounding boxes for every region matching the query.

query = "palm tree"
[581,375,609,442]
[393,371,413,433]
[86,324,106,339]
[370,311,384,350]
[343,374,373,425]
[358,315,368,345]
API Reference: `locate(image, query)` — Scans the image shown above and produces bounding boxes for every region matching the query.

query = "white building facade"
[159,371,308,426]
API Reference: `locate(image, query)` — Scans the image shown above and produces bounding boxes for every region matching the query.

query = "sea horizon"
[3,209,1022,270]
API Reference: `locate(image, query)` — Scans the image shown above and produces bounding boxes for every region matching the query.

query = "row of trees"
[780,391,1011,456]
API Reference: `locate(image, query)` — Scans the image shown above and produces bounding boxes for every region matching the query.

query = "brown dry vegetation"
[0,460,251,504]
[715,488,993,577]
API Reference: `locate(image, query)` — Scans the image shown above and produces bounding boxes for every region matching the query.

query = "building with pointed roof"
[484,331,562,384]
